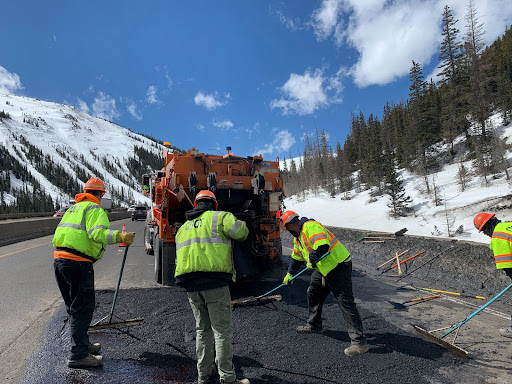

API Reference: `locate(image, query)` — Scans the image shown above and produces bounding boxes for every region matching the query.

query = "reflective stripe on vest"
[490,224,512,269]
[53,201,116,261]
[294,221,350,276]
[175,211,249,280]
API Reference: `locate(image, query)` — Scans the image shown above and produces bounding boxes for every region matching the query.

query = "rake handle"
[257,251,331,299]
[441,282,512,338]
[108,245,130,324]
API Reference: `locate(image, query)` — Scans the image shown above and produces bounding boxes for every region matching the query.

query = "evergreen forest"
[282,3,512,217]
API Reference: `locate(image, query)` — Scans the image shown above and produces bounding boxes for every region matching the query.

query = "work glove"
[306,261,316,269]
[117,232,136,245]
[283,273,294,285]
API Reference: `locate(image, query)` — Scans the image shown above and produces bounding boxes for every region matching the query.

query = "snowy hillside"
[284,113,512,245]
[0,93,165,208]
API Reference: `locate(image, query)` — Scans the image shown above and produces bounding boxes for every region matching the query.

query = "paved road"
[2,221,512,383]
[0,219,150,384]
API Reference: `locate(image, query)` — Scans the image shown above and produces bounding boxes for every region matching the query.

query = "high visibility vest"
[175,210,249,280]
[53,200,118,262]
[291,221,351,276]
[490,223,512,270]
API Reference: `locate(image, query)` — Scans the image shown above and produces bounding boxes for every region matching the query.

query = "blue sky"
[1,1,511,159]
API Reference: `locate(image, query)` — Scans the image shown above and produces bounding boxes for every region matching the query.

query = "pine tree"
[384,154,413,217]
[463,0,492,136]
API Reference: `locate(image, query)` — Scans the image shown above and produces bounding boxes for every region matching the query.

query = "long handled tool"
[89,245,145,330]
[414,282,512,358]
[388,295,440,311]
[396,246,455,282]
[356,227,407,242]
[231,252,330,308]
[376,249,409,270]
[417,287,486,300]
[380,250,425,275]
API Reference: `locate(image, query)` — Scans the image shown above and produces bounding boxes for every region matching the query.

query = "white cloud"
[197,123,205,132]
[146,85,158,104]
[92,91,119,121]
[270,68,343,115]
[307,0,512,87]
[77,98,89,114]
[127,100,142,120]
[254,129,296,156]
[212,120,234,130]
[273,8,302,31]
[0,66,22,94]
[310,0,345,42]
[194,91,228,110]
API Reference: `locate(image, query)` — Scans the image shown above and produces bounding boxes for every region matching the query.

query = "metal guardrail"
[0,209,129,221]
[0,212,54,220]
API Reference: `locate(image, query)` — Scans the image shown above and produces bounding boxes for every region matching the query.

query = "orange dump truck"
[143,144,285,286]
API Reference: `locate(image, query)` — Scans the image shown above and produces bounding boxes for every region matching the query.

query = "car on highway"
[127,205,136,212]
[53,206,70,219]
[131,205,147,221]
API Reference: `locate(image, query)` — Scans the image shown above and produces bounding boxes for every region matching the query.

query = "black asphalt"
[19,254,461,383]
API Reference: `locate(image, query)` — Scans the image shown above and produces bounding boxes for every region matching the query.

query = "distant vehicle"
[127,205,136,212]
[131,205,147,221]
[53,206,70,219]
[101,196,112,211]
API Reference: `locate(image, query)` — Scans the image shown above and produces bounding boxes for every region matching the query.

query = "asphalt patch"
[19,278,461,384]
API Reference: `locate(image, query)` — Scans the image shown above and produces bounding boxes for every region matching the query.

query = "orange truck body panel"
[146,146,284,278]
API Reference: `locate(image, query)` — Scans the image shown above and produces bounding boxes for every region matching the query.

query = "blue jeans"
[54,258,95,360]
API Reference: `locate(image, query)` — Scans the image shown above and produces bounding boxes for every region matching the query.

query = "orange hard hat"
[84,177,106,193]
[281,210,299,228]
[194,190,218,210]
[474,212,495,232]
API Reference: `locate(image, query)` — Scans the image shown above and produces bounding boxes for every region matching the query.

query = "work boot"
[499,327,512,338]
[197,364,216,384]
[296,325,323,334]
[220,379,250,384]
[88,342,101,355]
[344,342,369,356]
[67,354,103,368]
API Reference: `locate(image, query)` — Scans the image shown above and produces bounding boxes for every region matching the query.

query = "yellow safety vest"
[53,197,118,262]
[175,210,249,281]
[291,221,351,276]
[490,223,512,269]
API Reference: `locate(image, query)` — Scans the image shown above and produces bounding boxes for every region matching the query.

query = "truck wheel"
[161,242,176,286]
[144,225,154,255]
[154,234,163,284]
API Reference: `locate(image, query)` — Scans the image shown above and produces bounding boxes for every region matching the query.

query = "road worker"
[175,190,250,384]
[281,210,369,356]
[474,212,512,338]
[53,178,135,368]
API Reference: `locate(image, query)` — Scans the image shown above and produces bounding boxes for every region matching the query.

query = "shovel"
[89,245,145,330]
[231,252,330,308]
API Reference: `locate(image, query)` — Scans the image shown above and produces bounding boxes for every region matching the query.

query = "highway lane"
[0,219,152,383]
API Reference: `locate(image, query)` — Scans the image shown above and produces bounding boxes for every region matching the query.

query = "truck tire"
[154,234,162,284]
[144,225,154,255]
[161,242,176,286]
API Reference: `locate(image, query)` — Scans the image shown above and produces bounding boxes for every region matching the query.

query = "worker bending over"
[175,190,250,384]
[53,178,135,368]
[474,212,512,338]
[281,210,369,356]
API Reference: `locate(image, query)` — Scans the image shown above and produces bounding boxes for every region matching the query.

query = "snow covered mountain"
[0,93,167,209]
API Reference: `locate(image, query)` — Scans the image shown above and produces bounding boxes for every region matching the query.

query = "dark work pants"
[54,258,95,360]
[307,261,366,344]
[505,268,512,327]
